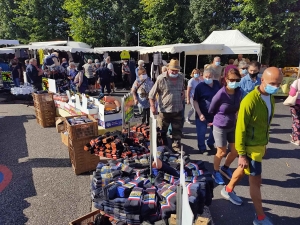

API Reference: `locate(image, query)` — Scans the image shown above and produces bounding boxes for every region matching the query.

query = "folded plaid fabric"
[141,188,157,217]
[126,214,141,225]
[124,187,143,214]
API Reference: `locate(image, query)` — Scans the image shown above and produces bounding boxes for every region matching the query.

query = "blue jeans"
[196,118,214,151]
[168,101,185,134]
[13,78,20,87]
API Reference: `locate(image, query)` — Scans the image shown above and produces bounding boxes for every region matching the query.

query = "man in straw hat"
[149,59,185,152]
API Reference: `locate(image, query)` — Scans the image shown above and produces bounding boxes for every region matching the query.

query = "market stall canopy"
[30,41,91,48]
[0,48,15,54]
[201,30,262,55]
[138,43,224,55]
[0,39,19,45]
[94,46,148,54]
[28,45,94,53]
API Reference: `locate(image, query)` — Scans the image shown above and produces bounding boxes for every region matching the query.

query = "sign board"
[48,78,57,93]
[178,147,194,225]
[121,93,135,125]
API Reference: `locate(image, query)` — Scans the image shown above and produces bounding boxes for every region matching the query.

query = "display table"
[56,108,123,135]
[273,76,296,97]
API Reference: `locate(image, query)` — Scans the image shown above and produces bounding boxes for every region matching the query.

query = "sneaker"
[220,166,233,180]
[213,171,225,185]
[253,216,273,225]
[221,186,243,205]
[185,118,191,124]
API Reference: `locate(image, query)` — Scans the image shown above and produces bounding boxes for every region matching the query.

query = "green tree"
[0,1,24,40]
[188,0,239,42]
[64,0,141,47]
[12,0,69,43]
[233,0,300,66]
[140,0,191,46]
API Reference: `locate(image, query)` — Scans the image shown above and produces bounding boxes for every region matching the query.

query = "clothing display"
[91,144,214,225]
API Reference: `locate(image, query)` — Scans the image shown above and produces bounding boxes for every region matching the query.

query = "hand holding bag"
[283,68,300,106]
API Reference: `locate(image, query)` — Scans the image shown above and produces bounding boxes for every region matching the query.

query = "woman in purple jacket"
[208,68,242,185]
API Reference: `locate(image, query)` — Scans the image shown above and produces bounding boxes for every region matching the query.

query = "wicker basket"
[65,115,98,140]
[33,92,56,127]
[68,137,100,175]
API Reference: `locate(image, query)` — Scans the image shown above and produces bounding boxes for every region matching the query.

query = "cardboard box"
[56,117,65,133]
[61,132,69,146]
[75,95,99,119]
[97,103,122,128]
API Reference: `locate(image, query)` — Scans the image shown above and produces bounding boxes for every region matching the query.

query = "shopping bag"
[283,92,299,106]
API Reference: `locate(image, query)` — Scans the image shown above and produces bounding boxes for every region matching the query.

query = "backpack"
[44,54,58,66]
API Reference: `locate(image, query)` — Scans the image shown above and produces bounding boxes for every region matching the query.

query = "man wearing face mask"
[208,56,223,83]
[221,67,283,225]
[149,59,185,152]
[240,61,262,97]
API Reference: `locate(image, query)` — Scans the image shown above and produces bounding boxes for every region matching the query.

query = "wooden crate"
[36,116,55,128]
[65,115,98,140]
[68,137,100,175]
[69,210,100,225]
[32,92,54,103]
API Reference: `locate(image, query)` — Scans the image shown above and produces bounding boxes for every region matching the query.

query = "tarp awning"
[138,43,224,55]
[94,46,148,53]
[201,30,262,55]
[0,40,19,45]
[28,45,94,53]
[0,48,15,54]
[30,41,91,48]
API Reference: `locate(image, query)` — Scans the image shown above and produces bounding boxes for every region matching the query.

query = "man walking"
[240,61,262,97]
[149,59,185,152]
[221,67,283,225]
[83,59,95,93]
[26,58,43,91]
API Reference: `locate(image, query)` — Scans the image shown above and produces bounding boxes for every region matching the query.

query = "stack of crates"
[33,93,56,127]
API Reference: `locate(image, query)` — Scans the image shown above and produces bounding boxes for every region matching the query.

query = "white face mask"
[124,62,127,65]
[140,74,148,80]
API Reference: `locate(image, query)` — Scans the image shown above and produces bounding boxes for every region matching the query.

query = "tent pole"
[179,53,181,65]
[196,55,199,68]
[184,54,186,76]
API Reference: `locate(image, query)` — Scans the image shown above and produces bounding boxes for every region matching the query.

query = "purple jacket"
[208,86,242,129]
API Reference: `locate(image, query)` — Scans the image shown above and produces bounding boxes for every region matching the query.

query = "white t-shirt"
[260,94,271,123]
[188,78,201,98]
[107,63,114,76]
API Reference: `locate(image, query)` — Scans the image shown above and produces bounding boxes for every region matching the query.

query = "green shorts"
[244,145,266,176]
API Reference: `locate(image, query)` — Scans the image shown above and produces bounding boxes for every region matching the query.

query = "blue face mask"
[215,62,221,66]
[265,84,279,95]
[169,73,178,78]
[242,69,247,74]
[204,78,213,85]
[228,81,240,89]
[194,73,199,78]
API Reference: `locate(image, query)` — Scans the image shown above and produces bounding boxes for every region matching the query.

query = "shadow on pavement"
[263,147,300,160]
[0,115,36,224]
[0,114,77,224]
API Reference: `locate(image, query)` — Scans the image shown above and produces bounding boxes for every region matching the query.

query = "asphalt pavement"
[0,90,299,225]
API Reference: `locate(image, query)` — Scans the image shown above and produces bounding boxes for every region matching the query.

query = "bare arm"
[186,86,192,103]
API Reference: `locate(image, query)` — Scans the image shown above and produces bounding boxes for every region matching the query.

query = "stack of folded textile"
[91,146,214,225]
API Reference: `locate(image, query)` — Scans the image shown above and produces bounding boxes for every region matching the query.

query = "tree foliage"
[0,0,299,66]
[233,0,300,66]
[12,0,69,43]
[64,0,141,47]
[140,0,191,46]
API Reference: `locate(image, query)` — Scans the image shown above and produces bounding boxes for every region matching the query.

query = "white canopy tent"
[94,46,147,54]
[139,43,224,74]
[0,48,15,54]
[28,45,94,53]
[0,39,19,46]
[201,30,262,61]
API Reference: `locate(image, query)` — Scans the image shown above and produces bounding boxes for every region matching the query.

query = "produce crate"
[35,108,56,120]
[68,137,100,175]
[36,116,55,128]
[32,92,54,103]
[69,210,100,225]
[65,115,98,140]
[34,101,55,111]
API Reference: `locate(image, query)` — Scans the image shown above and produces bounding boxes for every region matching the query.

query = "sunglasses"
[228,78,241,82]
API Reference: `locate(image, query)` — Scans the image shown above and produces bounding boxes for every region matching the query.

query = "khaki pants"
[158,111,183,141]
